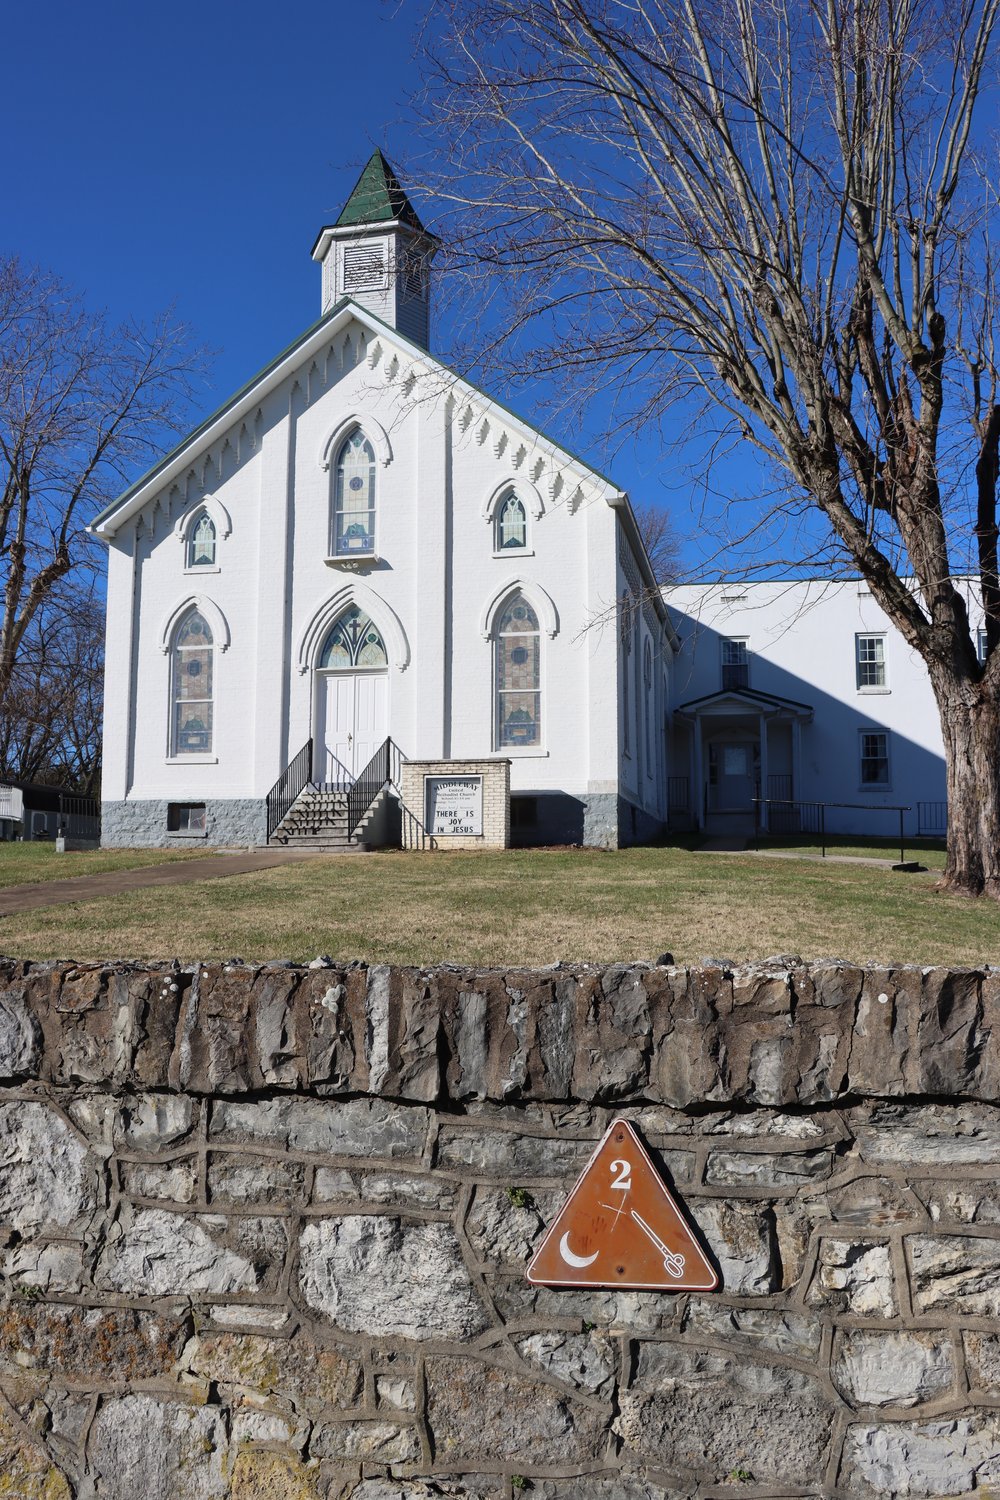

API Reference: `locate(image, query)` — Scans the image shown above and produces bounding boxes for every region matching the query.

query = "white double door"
[317,671,388,786]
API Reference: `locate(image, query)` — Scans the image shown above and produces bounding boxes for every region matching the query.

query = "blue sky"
[1,0,768,576]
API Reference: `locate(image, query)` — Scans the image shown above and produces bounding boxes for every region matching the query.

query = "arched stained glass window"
[333,429,376,556]
[319,605,388,669]
[497,592,540,748]
[497,494,527,550]
[644,638,653,774]
[188,512,217,567]
[621,591,632,756]
[172,609,214,755]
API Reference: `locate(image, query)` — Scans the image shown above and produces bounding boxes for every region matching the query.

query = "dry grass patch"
[1,845,999,967]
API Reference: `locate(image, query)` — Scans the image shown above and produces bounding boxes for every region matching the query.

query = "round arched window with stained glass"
[333,430,376,556]
[497,590,541,748]
[319,605,388,670]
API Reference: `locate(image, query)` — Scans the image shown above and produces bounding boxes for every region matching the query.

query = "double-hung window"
[721,638,749,690]
[860,730,890,786]
[856,634,887,690]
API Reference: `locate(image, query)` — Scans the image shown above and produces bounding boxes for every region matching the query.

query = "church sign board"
[425,775,483,837]
[526,1119,718,1291]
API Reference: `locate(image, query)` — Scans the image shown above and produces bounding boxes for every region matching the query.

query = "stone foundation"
[1,956,999,1496]
[101,797,268,848]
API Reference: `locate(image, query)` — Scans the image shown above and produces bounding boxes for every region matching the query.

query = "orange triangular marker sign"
[527,1119,718,1291]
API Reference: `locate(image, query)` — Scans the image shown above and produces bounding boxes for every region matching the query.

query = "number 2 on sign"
[609,1158,632,1192]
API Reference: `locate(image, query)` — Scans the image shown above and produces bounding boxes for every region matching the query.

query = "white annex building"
[665,579,958,841]
[92,154,672,851]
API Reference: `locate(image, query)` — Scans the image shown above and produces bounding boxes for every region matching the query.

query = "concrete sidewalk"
[0,847,346,915]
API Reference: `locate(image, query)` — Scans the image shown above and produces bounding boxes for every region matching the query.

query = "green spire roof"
[336,150,425,232]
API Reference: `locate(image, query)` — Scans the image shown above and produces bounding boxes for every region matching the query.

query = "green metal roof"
[336,150,425,231]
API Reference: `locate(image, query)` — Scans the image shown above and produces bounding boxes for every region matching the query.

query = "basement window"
[167,803,207,835]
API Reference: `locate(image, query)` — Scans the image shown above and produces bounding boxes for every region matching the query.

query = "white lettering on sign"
[425,775,484,837]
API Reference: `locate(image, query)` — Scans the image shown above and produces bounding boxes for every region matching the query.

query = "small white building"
[665,578,955,840]
[92,154,671,850]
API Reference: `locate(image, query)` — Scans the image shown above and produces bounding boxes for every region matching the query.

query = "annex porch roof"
[676,687,813,721]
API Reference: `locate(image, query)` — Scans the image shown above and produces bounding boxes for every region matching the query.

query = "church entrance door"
[318,671,388,786]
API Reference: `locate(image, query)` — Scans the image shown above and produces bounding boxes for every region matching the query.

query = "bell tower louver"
[311,151,437,349]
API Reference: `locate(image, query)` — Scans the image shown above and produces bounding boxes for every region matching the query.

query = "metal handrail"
[347,737,403,841]
[752,796,912,863]
[266,739,313,841]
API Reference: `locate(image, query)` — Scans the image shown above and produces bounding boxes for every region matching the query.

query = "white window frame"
[856,633,888,691]
[494,493,529,555]
[721,637,749,691]
[859,729,891,789]
[978,628,989,664]
[186,511,218,571]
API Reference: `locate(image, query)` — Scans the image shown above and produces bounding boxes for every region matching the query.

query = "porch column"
[692,718,704,830]
[791,718,802,802]
[758,711,769,831]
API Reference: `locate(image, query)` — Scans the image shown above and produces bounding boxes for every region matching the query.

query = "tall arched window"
[332,429,376,556]
[319,605,388,669]
[496,494,527,551]
[188,512,217,568]
[497,592,541,748]
[644,638,653,774]
[621,591,632,756]
[171,609,213,755]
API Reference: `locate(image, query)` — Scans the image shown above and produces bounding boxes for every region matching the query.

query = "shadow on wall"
[666,613,946,839]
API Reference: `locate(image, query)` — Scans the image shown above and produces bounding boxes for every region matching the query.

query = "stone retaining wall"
[1,955,999,1497]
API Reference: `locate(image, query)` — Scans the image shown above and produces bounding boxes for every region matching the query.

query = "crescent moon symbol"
[558,1231,599,1269]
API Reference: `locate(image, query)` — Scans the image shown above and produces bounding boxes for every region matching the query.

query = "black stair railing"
[347,737,403,841]
[267,739,313,842]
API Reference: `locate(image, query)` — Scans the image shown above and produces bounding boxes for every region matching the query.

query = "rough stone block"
[0,1100,98,1235]
[96,1208,277,1296]
[0,1304,188,1381]
[206,1156,305,1206]
[852,1101,1000,1166]
[841,1415,1000,1497]
[311,1420,420,1462]
[681,1300,822,1359]
[189,1331,363,1410]
[435,1125,591,1178]
[832,1330,956,1408]
[513,1329,616,1395]
[807,1238,897,1316]
[465,1187,548,1266]
[210,1096,428,1160]
[425,1352,610,1466]
[88,1393,229,1499]
[0,983,41,1079]
[908,1233,1000,1316]
[704,1147,834,1187]
[115,1092,196,1150]
[617,1342,834,1486]
[0,1408,70,1499]
[693,1199,777,1294]
[122,1158,198,1204]
[298,1216,491,1340]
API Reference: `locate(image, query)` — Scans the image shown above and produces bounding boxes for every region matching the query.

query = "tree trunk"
[933,669,1000,897]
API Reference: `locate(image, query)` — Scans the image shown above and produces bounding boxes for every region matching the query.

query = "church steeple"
[311,151,437,348]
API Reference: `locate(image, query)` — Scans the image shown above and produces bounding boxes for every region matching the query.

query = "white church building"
[92,154,672,851]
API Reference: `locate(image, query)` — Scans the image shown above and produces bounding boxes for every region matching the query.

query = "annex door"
[716,741,755,809]
[319,671,389,786]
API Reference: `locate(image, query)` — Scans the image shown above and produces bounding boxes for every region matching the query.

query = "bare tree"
[417,0,1000,896]
[0,582,103,792]
[633,501,681,583]
[0,257,202,717]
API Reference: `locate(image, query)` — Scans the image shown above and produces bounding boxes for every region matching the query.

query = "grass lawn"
[753,834,948,870]
[0,843,209,889]
[1,845,998,968]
